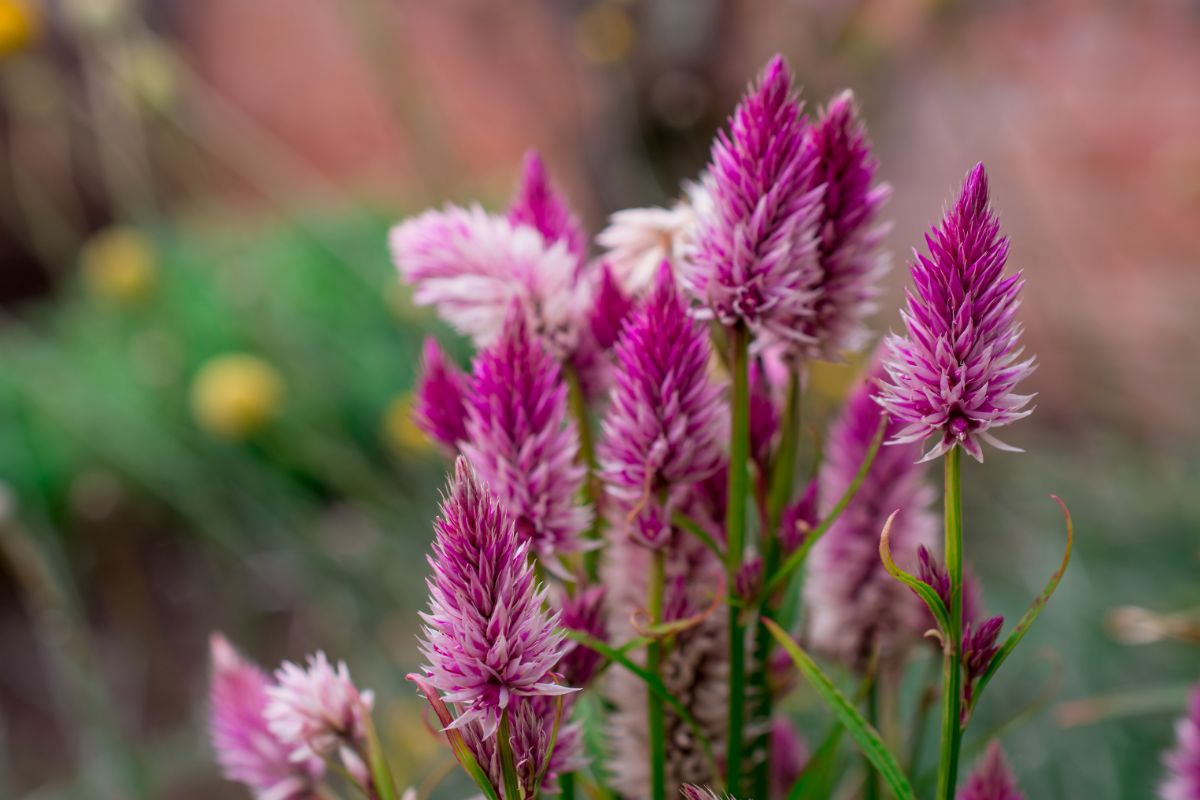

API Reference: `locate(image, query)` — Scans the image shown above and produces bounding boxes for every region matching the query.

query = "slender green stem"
[936,447,964,800]
[559,772,576,800]
[865,679,881,800]
[725,324,751,796]
[499,710,522,800]
[565,364,601,581]
[648,550,667,800]
[767,370,802,526]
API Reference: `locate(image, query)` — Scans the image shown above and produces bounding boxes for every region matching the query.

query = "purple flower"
[957,742,1024,800]
[681,786,731,800]
[771,716,809,798]
[208,634,322,799]
[600,261,725,518]
[805,360,937,669]
[418,458,576,738]
[413,337,469,451]
[779,478,819,558]
[878,163,1036,462]
[461,694,585,800]
[461,307,591,566]
[797,90,891,359]
[265,651,375,763]
[1162,687,1200,800]
[555,585,608,687]
[507,149,587,267]
[589,262,634,351]
[390,205,587,354]
[685,54,823,349]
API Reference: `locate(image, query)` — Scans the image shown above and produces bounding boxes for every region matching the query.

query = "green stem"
[936,447,964,800]
[648,550,667,800]
[767,371,802,526]
[560,772,576,800]
[725,325,751,796]
[499,710,522,800]
[565,364,602,582]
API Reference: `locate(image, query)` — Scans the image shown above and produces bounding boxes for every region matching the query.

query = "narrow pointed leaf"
[879,510,952,637]
[407,674,502,800]
[763,618,916,800]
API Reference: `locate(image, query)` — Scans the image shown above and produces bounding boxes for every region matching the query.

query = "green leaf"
[564,630,722,787]
[968,495,1074,711]
[878,510,952,638]
[788,723,844,800]
[406,674,501,800]
[763,618,916,800]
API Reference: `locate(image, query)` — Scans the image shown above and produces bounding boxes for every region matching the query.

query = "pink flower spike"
[957,741,1024,800]
[685,54,824,350]
[878,163,1036,462]
[1160,686,1200,800]
[507,149,587,266]
[413,337,469,452]
[418,458,577,739]
[209,634,323,800]
[264,651,375,764]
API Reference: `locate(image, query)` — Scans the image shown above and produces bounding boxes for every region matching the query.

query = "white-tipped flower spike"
[265,652,375,763]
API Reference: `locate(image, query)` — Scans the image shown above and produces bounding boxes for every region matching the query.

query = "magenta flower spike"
[507,149,587,267]
[685,54,824,348]
[878,163,1036,462]
[413,337,470,452]
[805,361,938,669]
[798,90,891,359]
[390,205,586,354]
[1161,686,1200,800]
[461,306,591,566]
[589,262,635,351]
[957,742,1024,800]
[599,261,726,520]
[209,634,323,799]
[555,585,608,687]
[418,458,576,738]
[265,651,375,763]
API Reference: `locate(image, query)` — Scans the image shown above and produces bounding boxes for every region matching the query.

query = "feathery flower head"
[685,54,823,348]
[957,742,1024,800]
[600,261,726,515]
[391,204,586,354]
[507,149,587,264]
[265,651,375,763]
[412,337,469,452]
[1162,686,1200,800]
[878,163,1036,462]
[209,634,323,799]
[805,360,937,669]
[797,90,891,359]
[418,458,575,738]
[461,306,591,564]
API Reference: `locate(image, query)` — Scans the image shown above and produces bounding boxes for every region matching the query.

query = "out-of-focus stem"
[936,447,963,800]
[565,363,602,582]
[498,710,521,800]
[725,324,750,796]
[647,549,667,800]
[767,371,801,527]
[865,680,880,800]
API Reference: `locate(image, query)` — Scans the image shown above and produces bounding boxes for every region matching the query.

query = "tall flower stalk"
[880,164,1036,799]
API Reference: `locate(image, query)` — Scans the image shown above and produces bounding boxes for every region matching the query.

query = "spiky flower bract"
[685,54,823,349]
[413,336,469,452]
[418,458,575,738]
[804,361,937,669]
[589,262,634,351]
[600,261,725,520]
[797,90,891,359]
[390,205,586,354]
[878,163,1036,462]
[555,585,608,687]
[265,652,375,763]
[209,634,323,799]
[957,742,1024,800]
[681,785,734,800]
[1161,686,1200,800]
[461,307,590,565]
[507,149,587,267]
[461,694,585,800]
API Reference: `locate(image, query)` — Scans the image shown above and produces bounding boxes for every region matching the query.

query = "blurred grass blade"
[763,618,916,800]
[788,723,844,800]
[969,495,1074,709]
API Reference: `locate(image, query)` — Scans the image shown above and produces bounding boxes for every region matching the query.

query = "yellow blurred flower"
[383,393,432,455]
[190,354,284,440]
[575,3,634,65]
[80,226,157,304]
[0,0,37,61]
